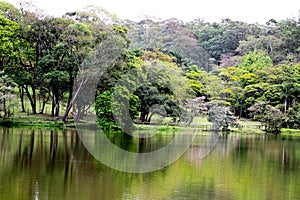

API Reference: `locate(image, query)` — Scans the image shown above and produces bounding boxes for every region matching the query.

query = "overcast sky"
[6,0,300,23]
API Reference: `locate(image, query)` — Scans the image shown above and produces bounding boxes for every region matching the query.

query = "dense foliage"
[0,1,299,132]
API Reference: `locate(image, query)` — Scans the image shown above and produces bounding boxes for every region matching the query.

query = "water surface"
[0,128,300,200]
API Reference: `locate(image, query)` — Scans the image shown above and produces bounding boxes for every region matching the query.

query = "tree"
[237,35,284,64]
[238,50,273,73]
[133,50,188,122]
[43,70,69,118]
[59,21,97,122]
[95,90,115,130]
[280,64,300,113]
[188,18,255,65]
[0,16,20,70]
[0,1,22,22]
[218,66,258,117]
[248,101,285,133]
[207,104,240,131]
[36,20,94,118]
[127,18,209,69]
[0,71,16,119]
[276,18,300,63]
[95,88,139,132]
[61,7,130,122]
[185,70,207,97]
[184,96,207,122]
[135,85,161,122]
[0,16,27,112]
[5,16,69,115]
[204,74,228,101]
[236,17,300,64]
[285,104,300,129]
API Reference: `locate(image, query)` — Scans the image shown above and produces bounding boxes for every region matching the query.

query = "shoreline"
[0,118,299,136]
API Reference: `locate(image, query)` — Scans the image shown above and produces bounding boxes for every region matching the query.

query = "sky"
[5,0,300,23]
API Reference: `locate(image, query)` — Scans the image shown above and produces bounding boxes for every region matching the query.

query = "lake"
[0,127,300,200]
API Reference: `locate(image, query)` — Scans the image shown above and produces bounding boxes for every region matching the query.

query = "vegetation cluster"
[0,1,299,133]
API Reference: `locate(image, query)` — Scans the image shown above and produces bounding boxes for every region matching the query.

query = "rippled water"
[0,127,300,200]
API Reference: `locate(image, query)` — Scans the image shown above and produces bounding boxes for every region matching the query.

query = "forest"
[0,1,299,133]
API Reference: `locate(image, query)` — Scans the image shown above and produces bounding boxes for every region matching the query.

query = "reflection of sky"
[6,0,300,23]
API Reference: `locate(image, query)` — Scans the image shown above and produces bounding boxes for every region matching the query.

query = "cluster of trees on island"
[0,1,299,132]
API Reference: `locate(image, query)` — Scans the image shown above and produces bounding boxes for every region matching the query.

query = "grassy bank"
[280,128,300,138]
[0,120,64,128]
[281,128,300,134]
[1,114,299,136]
[0,113,72,129]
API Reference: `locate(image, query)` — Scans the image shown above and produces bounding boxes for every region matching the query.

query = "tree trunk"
[51,97,55,117]
[25,86,37,114]
[239,104,243,118]
[67,76,74,108]
[39,92,50,114]
[145,113,149,122]
[55,100,59,117]
[32,86,36,114]
[3,98,7,119]
[40,100,46,114]
[62,79,88,123]
[62,103,72,123]
[20,86,25,112]
[284,97,287,113]
[147,112,154,122]
[53,93,60,119]
[139,112,146,122]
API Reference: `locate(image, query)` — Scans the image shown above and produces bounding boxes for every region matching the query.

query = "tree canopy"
[0,1,299,133]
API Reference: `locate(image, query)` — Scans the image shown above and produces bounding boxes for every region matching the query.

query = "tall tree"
[14,16,68,114]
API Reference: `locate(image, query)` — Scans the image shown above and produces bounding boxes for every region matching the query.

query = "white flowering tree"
[0,71,16,119]
[208,105,241,131]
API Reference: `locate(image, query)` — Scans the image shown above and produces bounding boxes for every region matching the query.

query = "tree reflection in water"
[1,128,300,200]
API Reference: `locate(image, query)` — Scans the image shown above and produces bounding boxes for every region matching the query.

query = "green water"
[0,127,300,200]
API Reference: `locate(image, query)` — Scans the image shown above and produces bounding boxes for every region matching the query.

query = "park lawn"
[280,129,300,138]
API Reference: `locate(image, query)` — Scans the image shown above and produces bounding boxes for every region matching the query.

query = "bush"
[95,87,139,132]
[248,101,284,133]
